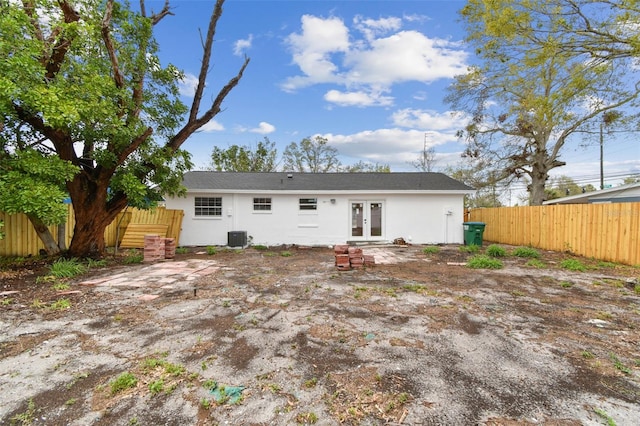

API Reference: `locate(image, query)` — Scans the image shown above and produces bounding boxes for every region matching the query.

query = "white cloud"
[324,89,393,107]
[282,14,350,91]
[353,15,402,41]
[178,73,199,97]
[199,120,224,132]
[391,108,468,130]
[282,14,468,101]
[250,121,276,134]
[234,35,253,56]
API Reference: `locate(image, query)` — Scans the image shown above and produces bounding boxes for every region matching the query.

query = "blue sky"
[147,0,639,194]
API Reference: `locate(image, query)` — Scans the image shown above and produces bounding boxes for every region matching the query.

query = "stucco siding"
[165,192,465,246]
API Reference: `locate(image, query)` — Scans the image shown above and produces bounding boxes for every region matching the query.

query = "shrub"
[423,246,440,255]
[486,244,507,257]
[512,246,540,258]
[467,254,503,269]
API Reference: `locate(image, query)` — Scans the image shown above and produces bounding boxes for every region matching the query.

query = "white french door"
[350,201,384,240]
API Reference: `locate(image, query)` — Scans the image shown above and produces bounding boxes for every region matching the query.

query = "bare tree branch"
[101,0,125,89]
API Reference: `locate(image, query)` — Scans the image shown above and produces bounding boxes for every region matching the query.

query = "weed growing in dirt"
[403,283,427,293]
[200,398,211,410]
[422,246,440,255]
[296,412,319,423]
[203,379,216,389]
[65,398,77,406]
[123,250,143,264]
[110,372,138,395]
[467,255,503,269]
[253,245,268,251]
[50,298,71,310]
[486,244,507,257]
[459,244,480,253]
[49,258,87,278]
[582,350,595,359]
[280,251,292,257]
[10,398,36,425]
[2,298,13,305]
[148,379,164,395]
[86,259,108,269]
[304,377,318,388]
[263,251,277,257]
[560,281,573,288]
[512,246,540,258]
[609,353,631,374]
[175,247,189,254]
[594,407,617,426]
[596,311,613,320]
[597,261,618,269]
[206,246,217,255]
[52,282,70,291]
[31,299,46,309]
[525,259,545,268]
[560,258,587,272]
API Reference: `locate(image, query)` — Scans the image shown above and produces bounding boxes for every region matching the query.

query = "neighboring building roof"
[182,171,474,193]
[543,182,640,205]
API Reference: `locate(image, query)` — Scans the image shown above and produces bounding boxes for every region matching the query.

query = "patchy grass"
[486,244,507,258]
[467,255,503,269]
[512,246,540,258]
[422,246,440,255]
[459,244,480,253]
[110,372,138,395]
[560,258,587,272]
[49,258,87,278]
[123,250,144,264]
[525,259,545,268]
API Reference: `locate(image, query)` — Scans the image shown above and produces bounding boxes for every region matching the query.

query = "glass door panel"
[351,202,363,237]
[370,202,382,237]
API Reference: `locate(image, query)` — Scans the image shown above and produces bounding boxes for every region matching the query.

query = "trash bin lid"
[463,222,485,225]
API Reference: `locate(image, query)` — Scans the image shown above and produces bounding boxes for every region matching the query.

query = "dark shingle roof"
[183,171,473,192]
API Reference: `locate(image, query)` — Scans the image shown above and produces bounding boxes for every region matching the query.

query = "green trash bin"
[463,222,485,246]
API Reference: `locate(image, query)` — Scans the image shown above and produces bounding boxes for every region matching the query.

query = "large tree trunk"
[529,176,547,206]
[26,214,61,255]
[66,176,127,258]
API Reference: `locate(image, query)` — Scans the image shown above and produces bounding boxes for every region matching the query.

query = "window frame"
[194,196,222,217]
[299,197,318,211]
[253,197,272,212]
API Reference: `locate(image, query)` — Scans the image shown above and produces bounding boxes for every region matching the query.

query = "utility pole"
[600,121,604,190]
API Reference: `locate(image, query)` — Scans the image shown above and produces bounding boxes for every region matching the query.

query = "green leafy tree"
[209,138,278,171]
[0,0,249,257]
[0,147,78,252]
[447,0,640,205]
[544,175,595,200]
[341,161,391,173]
[282,136,341,173]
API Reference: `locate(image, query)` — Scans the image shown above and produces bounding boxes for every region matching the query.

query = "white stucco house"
[164,171,474,247]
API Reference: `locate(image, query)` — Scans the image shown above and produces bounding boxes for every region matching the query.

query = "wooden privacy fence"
[468,203,640,266]
[0,205,184,257]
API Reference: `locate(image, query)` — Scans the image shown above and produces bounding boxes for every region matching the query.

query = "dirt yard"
[1,244,639,425]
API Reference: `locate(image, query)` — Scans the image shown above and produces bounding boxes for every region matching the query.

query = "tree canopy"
[447,0,640,205]
[0,0,248,257]
[209,138,278,172]
[282,136,341,173]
